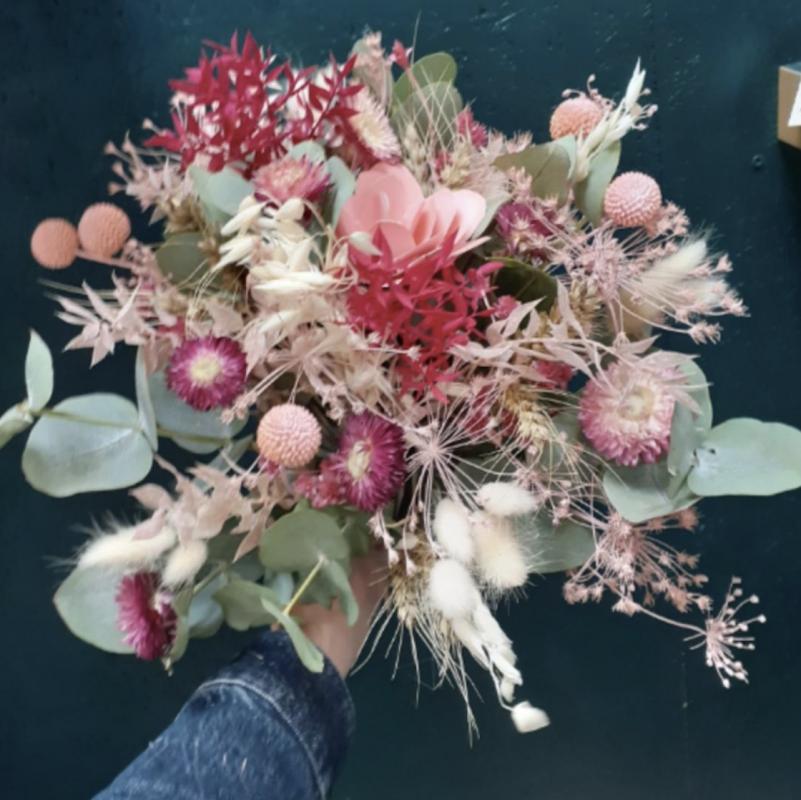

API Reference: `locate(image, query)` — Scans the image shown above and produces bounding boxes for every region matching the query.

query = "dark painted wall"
[1,1,800,798]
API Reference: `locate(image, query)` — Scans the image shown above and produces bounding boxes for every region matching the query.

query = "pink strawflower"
[495,201,559,260]
[166,336,247,411]
[549,96,604,140]
[604,172,663,228]
[257,404,322,469]
[253,155,330,206]
[337,162,486,262]
[297,412,406,512]
[579,356,679,467]
[116,572,177,661]
[456,107,489,149]
[343,87,401,166]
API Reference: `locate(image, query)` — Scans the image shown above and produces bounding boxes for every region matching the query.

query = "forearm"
[94,631,355,800]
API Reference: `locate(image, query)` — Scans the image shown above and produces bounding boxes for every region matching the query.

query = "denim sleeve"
[94,631,355,800]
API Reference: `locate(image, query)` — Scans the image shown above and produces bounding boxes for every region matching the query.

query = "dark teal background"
[2,1,801,798]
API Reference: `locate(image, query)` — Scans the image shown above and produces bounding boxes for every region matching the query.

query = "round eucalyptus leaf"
[135,348,158,449]
[188,165,254,225]
[494,142,572,203]
[214,577,280,632]
[603,460,698,524]
[25,330,54,412]
[259,509,349,572]
[188,592,225,639]
[667,359,712,480]
[393,82,463,148]
[288,140,327,163]
[517,516,595,573]
[53,567,133,655]
[155,232,208,284]
[325,156,356,227]
[260,594,324,673]
[688,417,801,497]
[22,393,154,497]
[148,371,246,454]
[394,52,458,105]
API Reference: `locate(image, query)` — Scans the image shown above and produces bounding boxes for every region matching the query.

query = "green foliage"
[0,404,33,449]
[53,567,134,654]
[25,330,54,412]
[188,165,253,226]
[135,349,158,449]
[573,142,621,225]
[494,142,572,203]
[325,156,356,227]
[603,459,697,524]
[668,360,712,480]
[493,258,558,311]
[148,370,246,454]
[260,593,325,672]
[392,82,464,148]
[155,232,208,284]
[288,140,327,163]
[259,507,349,572]
[688,418,801,497]
[22,393,154,497]
[517,515,595,573]
[393,52,458,105]
[300,559,359,626]
[214,576,280,631]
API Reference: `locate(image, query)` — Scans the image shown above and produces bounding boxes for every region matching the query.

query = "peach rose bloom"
[337,163,486,261]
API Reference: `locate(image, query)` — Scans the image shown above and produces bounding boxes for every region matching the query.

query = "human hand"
[295,549,388,678]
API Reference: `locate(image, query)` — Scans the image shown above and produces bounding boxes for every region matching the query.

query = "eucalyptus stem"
[193,562,227,596]
[282,556,325,617]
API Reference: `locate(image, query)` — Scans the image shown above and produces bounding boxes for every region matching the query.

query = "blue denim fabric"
[94,631,355,799]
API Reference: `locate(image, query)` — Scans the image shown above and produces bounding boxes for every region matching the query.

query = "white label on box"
[789,79,801,127]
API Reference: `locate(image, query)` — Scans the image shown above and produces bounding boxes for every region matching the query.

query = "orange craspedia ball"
[30,218,79,269]
[549,97,604,140]
[603,172,663,228]
[257,404,322,469]
[77,203,131,258]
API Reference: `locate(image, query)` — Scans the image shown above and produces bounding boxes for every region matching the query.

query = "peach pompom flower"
[30,218,79,269]
[579,353,689,467]
[336,162,486,262]
[257,404,322,469]
[604,171,663,228]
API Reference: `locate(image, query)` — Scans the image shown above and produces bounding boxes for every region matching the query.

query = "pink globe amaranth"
[166,336,247,411]
[603,172,663,228]
[257,404,322,469]
[336,163,486,262]
[30,218,79,269]
[549,97,604,140]
[116,572,177,661]
[579,360,676,467]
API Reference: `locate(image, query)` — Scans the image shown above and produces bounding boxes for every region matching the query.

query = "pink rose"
[337,163,486,261]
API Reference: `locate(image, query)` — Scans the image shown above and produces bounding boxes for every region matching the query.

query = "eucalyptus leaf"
[135,349,158,449]
[188,165,253,225]
[493,258,557,310]
[188,593,225,639]
[148,371,246,454]
[394,52,458,105]
[667,359,712,480]
[267,572,295,605]
[573,141,621,225]
[22,393,153,497]
[326,156,356,227]
[25,330,54,412]
[320,560,359,626]
[603,460,698,524]
[214,576,280,631]
[494,142,572,203]
[259,508,349,572]
[517,516,595,573]
[289,141,327,163]
[0,403,33,449]
[688,418,801,497]
[393,82,463,148]
[260,594,325,673]
[53,567,133,654]
[155,232,208,284]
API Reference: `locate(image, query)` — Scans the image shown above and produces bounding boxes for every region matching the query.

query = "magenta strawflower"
[579,356,680,467]
[166,336,247,411]
[298,411,406,512]
[116,572,177,661]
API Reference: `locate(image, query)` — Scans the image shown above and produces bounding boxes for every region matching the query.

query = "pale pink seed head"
[78,202,131,257]
[30,218,79,269]
[257,404,322,469]
[603,172,663,228]
[549,97,604,140]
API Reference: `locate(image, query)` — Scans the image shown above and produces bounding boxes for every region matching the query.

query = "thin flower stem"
[193,562,227,596]
[38,407,137,431]
[282,556,326,617]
